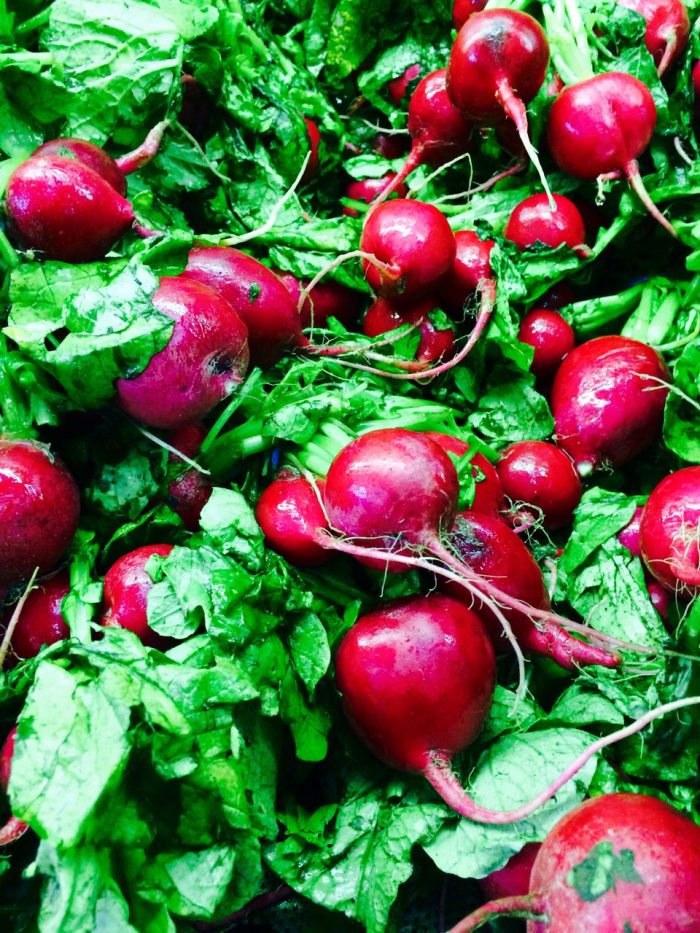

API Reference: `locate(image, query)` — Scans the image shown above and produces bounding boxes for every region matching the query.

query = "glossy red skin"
[618,505,645,558]
[0,728,15,793]
[639,467,700,596]
[539,281,576,310]
[424,431,503,516]
[373,133,411,159]
[438,229,495,315]
[342,174,408,217]
[335,594,495,772]
[167,423,207,460]
[303,118,321,181]
[505,194,586,253]
[547,73,657,179]
[166,423,212,530]
[9,572,70,660]
[407,68,473,166]
[447,10,549,123]
[32,138,126,196]
[362,296,455,366]
[116,277,250,429]
[183,247,300,367]
[497,441,582,530]
[360,200,456,304]
[551,336,669,473]
[453,0,487,29]
[276,270,364,329]
[618,0,689,71]
[527,793,700,932]
[102,544,174,648]
[0,439,80,587]
[387,63,422,106]
[6,155,134,262]
[647,579,670,620]
[518,309,575,382]
[478,843,540,900]
[255,471,330,567]
[693,61,700,113]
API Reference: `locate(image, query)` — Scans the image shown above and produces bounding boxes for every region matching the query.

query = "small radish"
[32,138,127,196]
[618,505,644,558]
[639,466,700,597]
[8,572,70,661]
[447,10,552,199]
[303,118,321,181]
[373,133,411,159]
[551,336,669,474]
[0,728,28,846]
[478,843,541,901]
[424,431,503,516]
[453,0,487,30]
[518,309,575,383]
[539,281,576,310]
[275,269,365,329]
[693,60,700,117]
[547,72,676,236]
[362,297,455,367]
[116,277,249,429]
[387,64,421,107]
[102,544,175,648]
[438,230,495,316]
[255,470,330,568]
[504,194,587,256]
[342,174,408,217]
[360,199,456,304]
[617,0,690,76]
[497,442,582,530]
[449,793,700,931]
[167,424,212,531]
[0,439,80,587]
[647,579,670,620]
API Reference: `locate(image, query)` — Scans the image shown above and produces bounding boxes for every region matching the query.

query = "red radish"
[447,10,552,199]
[8,572,70,660]
[32,138,127,196]
[387,64,421,106]
[275,269,364,329]
[342,174,408,217]
[116,277,250,429]
[303,118,321,181]
[618,505,644,558]
[0,439,80,587]
[424,431,503,516]
[547,72,676,236]
[373,133,411,159]
[0,728,28,846]
[618,0,689,76]
[167,424,212,531]
[180,74,213,142]
[336,594,496,773]
[647,579,670,620]
[551,336,669,474]
[360,199,456,304]
[362,297,455,366]
[497,442,582,530]
[102,544,175,648]
[504,194,587,255]
[478,844,541,901]
[255,470,330,568]
[693,60,700,115]
[539,281,575,310]
[453,0,487,29]
[518,309,575,383]
[449,793,700,931]
[438,230,495,316]
[639,466,700,596]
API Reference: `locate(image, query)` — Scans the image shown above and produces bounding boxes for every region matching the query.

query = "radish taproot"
[551,336,669,474]
[424,431,503,516]
[255,471,330,568]
[0,728,28,846]
[102,544,175,648]
[7,572,70,661]
[438,230,495,316]
[639,466,700,597]
[617,0,689,76]
[167,424,212,531]
[497,441,582,530]
[518,309,575,383]
[504,194,588,256]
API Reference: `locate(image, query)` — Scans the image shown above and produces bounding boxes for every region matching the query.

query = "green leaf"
[550,686,625,727]
[561,488,637,574]
[88,450,165,521]
[468,368,554,444]
[567,841,642,902]
[135,846,236,918]
[664,342,700,462]
[198,487,265,571]
[289,613,331,697]
[325,0,392,81]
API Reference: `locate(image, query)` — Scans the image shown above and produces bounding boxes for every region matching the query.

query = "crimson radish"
[102,544,175,648]
[504,194,587,256]
[618,505,644,558]
[424,431,503,516]
[453,0,487,29]
[539,281,576,310]
[518,309,575,383]
[387,64,421,106]
[478,843,540,901]
[32,138,127,196]
[497,442,582,530]
[362,297,455,367]
[551,336,669,474]
[255,470,330,568]
[0,728,28,846]
[167,424,212,531]
[639,466,700,596]
[342,174,408,217]
[619,505,671,621]
[618,0,689,76]
[180,74,213,142]
[8,572,70,661]
[275,269,364,329]
[547,72,676,236]
[302,118,321,182]
[438,230,495,316]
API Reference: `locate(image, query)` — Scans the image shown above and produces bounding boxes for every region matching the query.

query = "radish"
[617,0,689,76]
[518,309,575,383]
[453,0,487,30]
[639,466,700,596]
[32,138,127,196]
[693,60,700,116]
[547,72,676,236]
[619,505,671,620]
[8,572,70,661]
[254,470,330,568]
[497,441,582,530]
[373,132,411,159]
[102,544,175,648]
[0,439,80,587]
[167,424,212,531]
[539,281,576,310]
[116,276,250,429]
[551,336,669,474]
[449,793,700,931]
[180,74,213,142]
[387,64,421,107]
[504,194,587,256]
[275,269,364,329]
[618,505,644,558]
[0,728,28,846]
[447,10,552,199]
[342,174,408,217]
[362,297,455,367]
[303,118,321,182]
[424,431,503,516]
[478,843,540,901]
[438,230,495,316]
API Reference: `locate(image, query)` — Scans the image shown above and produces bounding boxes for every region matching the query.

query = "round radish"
[102,544,175,648]
[438,230,495,316]
[115,276,250,429]
[342,174,408,217]
[275,269,364,329]
[453,0,487,29]
[639,466,700,596]
[424,431,503,516]
[387,64,421,106]
[302,117,321,181]
[167,424,212,531]
[518,309,575,383]
[32,138,127,196]
[551,336,669,474]
[0,728,28,846]
[504,194,587,255]
[617,0,689,76]
[497,442,582,530]
[8,572,70,661]
[255,470,330,568]
[539,281,576,310]
[618,505,644,558]
[363,296,455,367]
[0,439,80,587]
[478,843,540,901]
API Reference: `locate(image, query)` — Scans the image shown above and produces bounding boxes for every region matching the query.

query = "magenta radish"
[497,442,582,530]
[619,505,644,558]
[275,269,364,329]
[424,431,503,516]
[373,132,411,159]
[0,439,80,587]
[547,72,676,236]
[102,544,175,648]
[639,466,700,596]
[0,728,28,846]
[438,230,495,316]
[504,194,587,256]
[342,174,408,217]
[478,844,540,901]
[619,505,671,621]
[7,572,70,661]
[363,297,455,366]
[447,10,552,198]
[254,470,330,568]
[32,138,128,196]
[693,60,700,116]
[518,309,575,383]
[116,276,249,429]
[387,64,422,106]
[551,336,669,474]
[618,0,689,76]
[167,423,212,531]
[303,118,321,181]
[453,0,487,29]
[449,793,700,931]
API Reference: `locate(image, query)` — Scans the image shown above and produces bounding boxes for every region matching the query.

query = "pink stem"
[367,145,423,213]
[133,222,161,239]
[193,884,294,930]
[115,120,169,175]
[495,77,553,207]
[469,159,526,195]
[0,815,28,846]
[447,894,548,932]
[625,160,678,238]
[296,250,398,317]
[656,36,677,78]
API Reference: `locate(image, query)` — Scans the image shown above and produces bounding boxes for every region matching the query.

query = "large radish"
[639,466,700,597]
